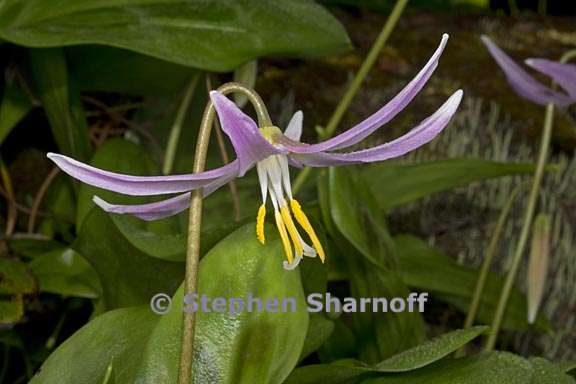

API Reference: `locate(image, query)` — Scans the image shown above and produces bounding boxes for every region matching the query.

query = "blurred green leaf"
[288,352,574,384]
[320,0,489,12]
[286,327,488,383]
[8,236,64,258]
[363,352,533,384]
[362,159,547,212]
[327,167,425,362]
[0,258,35,325]
[0,0,351,71]
[300,313,335,361]
[364,353,575,384]
[66,45,196,96]
[140,223,309,383]
[328,167,385,264]
[112,214,250,261]
[318,318,358,362]
[0,81,33,145]
[233,59,257,108]
[374,326,488,372]
[0,297,25,325]
[395,234,548,331]
[530,358,576,384]
[0,258,35,295]
[29,306,158,383]
[29,248,101,298]
[72,208,183,310]
[28,47,91,161]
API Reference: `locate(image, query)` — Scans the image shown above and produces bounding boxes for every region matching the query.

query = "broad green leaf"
[327,167,425,361]
[32,224,310,383]
[561,361,576,374]
[27,47,91,161]
[29,248,101,298]
[284,361,373,384]
[0,82,33,145]
[300,313,335,361]
[36,174,77,240]
[318,318,358,362]
[29,306,158,384]
[362,159,547,211]
[363,352,532,384]
[329,167,375,262]
[8,237,64,258]
[395,234,548,331]
[286,327,487,383]
[139,223,309,384]
[112,214,250,261]
[529,358,576,384]
[72,208,183,310]
[67,45,196,95]
[0,0,351,71]
[374,326,487,372]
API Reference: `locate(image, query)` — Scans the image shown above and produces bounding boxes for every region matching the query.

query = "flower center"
[259,125,283,145]
[255,154,325,270]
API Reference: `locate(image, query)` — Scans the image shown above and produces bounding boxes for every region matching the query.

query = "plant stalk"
[456,181,530,357]
[177,82,270,384]
[485,102,555,351]
[292,0,409,194]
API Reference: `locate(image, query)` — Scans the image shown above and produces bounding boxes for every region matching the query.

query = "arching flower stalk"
[48,34,462,270]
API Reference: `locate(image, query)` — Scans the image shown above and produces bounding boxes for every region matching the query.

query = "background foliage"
[1,0,575,383]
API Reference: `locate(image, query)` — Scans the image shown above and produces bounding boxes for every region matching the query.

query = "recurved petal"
[48,153,240,196]
[92,168,239,221]
[291,90,463,167]
[525,58,576,100]
[481,36,573,107]
[210,91,283,176]
[93,193,191,221]
[278,34,450,154]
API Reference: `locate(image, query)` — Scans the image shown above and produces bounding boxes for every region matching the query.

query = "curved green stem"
[485,102,555,351]
[292,0,409,194]
[485,49,575,351]
[456,181,530,357]
[177,82,271,384]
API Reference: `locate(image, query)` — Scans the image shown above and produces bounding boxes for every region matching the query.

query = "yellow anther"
[274,210,293,264]
[280,205,304,258]
[256,204,266,244]
[290,199,326,262]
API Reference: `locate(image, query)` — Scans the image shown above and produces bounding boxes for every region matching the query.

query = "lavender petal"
[278,34,450,154]
[210,91,283,176]
[93,168,239,221]
[291,90,463,167]
[481,36,572,107]
[48,153,240,196]
[525,58,576,100]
